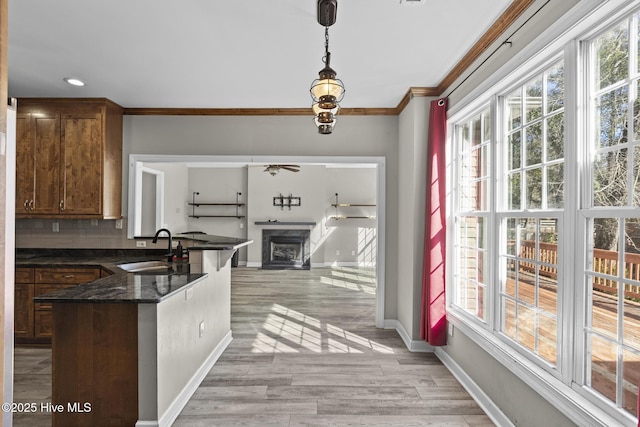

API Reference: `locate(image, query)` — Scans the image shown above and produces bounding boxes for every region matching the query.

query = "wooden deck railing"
[516,240,640,300]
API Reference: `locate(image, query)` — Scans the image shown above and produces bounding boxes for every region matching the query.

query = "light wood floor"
[13,266,493,426]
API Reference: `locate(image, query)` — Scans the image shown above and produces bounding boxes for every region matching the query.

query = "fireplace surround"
[262,229,311,270]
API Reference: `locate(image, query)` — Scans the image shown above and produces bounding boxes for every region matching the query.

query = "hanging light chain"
[324,26,330,66]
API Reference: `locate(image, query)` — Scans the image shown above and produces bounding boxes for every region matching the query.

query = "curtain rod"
[445,0,552,99]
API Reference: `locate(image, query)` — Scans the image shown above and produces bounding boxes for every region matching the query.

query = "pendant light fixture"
[310,0,344,134]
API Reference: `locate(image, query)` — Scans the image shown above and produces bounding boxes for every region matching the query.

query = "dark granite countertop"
[137,233,252,251]
[34,271,207,304]
[17,248,205,304]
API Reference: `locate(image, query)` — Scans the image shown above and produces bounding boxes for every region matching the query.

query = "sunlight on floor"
[252,302,393,354]
[320,267,376,294]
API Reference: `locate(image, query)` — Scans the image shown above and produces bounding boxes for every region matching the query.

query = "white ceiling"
[8,0,512,109]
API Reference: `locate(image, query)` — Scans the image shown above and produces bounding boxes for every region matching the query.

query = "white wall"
[247,164,326,265]
[151,163,189,233]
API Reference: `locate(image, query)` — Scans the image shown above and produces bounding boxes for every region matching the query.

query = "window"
[499,61,564,367]
[449,5,640,424]
[583,12,640,417]
[453,107,491,320]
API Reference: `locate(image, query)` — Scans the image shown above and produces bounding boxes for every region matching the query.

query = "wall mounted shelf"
[188,192,245,219]
[329,193,376,220]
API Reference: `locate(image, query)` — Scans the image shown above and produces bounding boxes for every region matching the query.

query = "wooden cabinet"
[14,268,34,339]
[15,98,123,219]
[15,266,102,344]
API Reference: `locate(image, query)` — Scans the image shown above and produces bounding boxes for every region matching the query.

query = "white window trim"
[446,1,640,426]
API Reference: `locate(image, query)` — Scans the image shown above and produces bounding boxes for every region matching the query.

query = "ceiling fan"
[264,164,300,176]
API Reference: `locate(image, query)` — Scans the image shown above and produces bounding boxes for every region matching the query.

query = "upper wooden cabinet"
[16,98,123,219]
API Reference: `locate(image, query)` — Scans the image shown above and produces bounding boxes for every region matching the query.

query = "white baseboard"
[435,347,513,427]
[245,262,261,268]
[140,331,233,427]
[384,319,434,352]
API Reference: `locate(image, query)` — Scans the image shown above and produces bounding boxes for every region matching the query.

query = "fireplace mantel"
[254,221,316,226]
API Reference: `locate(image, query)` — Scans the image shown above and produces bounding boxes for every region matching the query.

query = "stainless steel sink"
[117,261,173,273]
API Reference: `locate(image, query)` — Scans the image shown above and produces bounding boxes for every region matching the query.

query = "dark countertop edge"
[189,239,253,251]
[34,273,208,304]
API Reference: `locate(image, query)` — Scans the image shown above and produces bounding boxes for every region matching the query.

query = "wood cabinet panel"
[15,267,34,283]
[15,98,123,219]
[16,266,103,344]
[52,303,138,426]
[34,311,53,339]
[15,114,33,213]
[32,114,60,215]
[61,114,102,215]
[14,284,34,339]
[35,267,100,284]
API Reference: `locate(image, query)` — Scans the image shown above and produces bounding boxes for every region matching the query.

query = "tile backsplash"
[16,218,146,249]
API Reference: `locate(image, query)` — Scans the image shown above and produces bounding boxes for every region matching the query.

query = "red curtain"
[420,97,448,346]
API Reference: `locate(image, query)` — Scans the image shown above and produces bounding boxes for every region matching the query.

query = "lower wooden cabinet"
[15,269,34,339]
[15,266,102,344]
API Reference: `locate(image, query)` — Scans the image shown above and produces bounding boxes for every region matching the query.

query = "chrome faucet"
[152,228,173,262]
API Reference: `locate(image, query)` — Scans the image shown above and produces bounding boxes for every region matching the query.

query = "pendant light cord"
[324,27,330,66]
[445,0,551,98]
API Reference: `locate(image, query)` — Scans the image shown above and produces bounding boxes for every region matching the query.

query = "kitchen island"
[33,235,252,427]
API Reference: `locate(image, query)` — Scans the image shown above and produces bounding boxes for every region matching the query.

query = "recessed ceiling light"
[63,77,86,87]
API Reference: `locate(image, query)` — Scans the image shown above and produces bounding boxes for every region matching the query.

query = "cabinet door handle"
[29,200,34,211]
[62,275,75,279]
[23,200,28,211]
[59,200,64,211]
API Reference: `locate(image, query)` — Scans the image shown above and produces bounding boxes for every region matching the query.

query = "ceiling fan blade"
[281,166,300,172]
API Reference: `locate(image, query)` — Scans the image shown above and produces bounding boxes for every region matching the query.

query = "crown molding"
[123,107,399,116]
[437,0,537,94]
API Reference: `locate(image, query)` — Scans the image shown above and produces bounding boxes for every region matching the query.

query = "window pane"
[547,163,564,208]
[508,131,521,170]
[624,218,640,280]
[525,122,543,166]
[590,276,619,340]
[516,303,536,351]
[546,63,564,113]
[507,89,522,130]
[539,313,557,365]
[635,81,640,143]
[479,145,489,177]
[596,86,629,149]
[501,217,559,365]
[472,116,482,146]
[504,298,517,340]
[483,110,491,143]
[622,349,639,418]
[594,21,629,89]
[525,168,542,209]
[634,146,640,207]
[508,172,521,210]
[455,216,488,321]
[546,112,564,161]
[593,148,628,207]
[589,334,617,404]
[525,77,543,123]
[461,123,470,152]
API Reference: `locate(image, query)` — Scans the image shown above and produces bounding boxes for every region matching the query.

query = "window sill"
[444,309,636,427]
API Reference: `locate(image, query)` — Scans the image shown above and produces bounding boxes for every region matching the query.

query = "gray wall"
[397,97,430,340]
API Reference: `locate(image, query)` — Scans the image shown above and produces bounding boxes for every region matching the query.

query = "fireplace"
[262,229,311,270]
